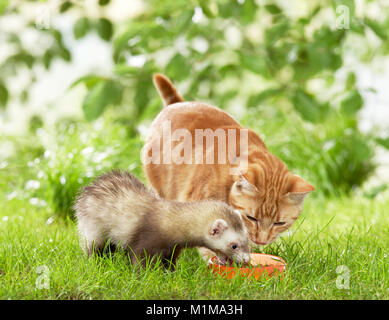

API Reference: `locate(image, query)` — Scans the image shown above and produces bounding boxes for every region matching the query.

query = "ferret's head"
[205,206,250,264]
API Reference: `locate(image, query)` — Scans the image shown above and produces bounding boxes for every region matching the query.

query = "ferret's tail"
[153,73,184,107]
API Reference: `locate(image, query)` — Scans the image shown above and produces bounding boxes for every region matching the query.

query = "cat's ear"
[284,175,315,209]
[209,219,228,238]
[231,175,258,197]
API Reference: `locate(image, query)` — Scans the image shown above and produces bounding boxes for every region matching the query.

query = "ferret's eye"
[231,244,238,250]
[274,221,286,226]
[246,215,257,222]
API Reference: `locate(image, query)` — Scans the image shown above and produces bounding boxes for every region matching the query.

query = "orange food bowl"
[208,253,286,280]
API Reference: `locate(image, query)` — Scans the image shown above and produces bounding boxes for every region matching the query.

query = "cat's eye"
[274,221,286,226]
[246,215,257,222]
[231,244,238,250]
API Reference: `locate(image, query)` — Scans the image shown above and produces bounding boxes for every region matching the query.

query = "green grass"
[1,195,387,299]
[0,113,387,300]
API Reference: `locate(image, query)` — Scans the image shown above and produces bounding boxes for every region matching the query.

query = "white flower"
[7,191,17,200]
[93,152,108,163]
[46,217,54,225]
[2,216,9,221]
[80,133,88,143]
[37,171,45,179]
[127,55,146,68]
[0,161,8,169]
[192,37,209,54]
[86,169,94,178]
[128,35,141,45]
[60,176,66,185]
[81,147,94,156]
[137,125,148,138]
[192,6,205,23]
[25,180,40,190]
[29,198,39,205]
[323,140,335,152]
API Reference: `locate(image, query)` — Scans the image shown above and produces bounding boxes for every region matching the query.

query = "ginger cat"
[142,74,314,259]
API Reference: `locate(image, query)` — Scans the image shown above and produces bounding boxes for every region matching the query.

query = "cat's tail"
[153,73,184,107]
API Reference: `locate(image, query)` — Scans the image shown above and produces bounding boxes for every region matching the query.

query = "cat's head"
[228,170,314,246]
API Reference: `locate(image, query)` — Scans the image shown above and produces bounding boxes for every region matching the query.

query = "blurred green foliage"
[3,114,145,220]
[1,0,389,218]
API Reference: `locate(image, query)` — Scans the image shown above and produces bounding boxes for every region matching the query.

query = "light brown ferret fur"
[75,171,250,268]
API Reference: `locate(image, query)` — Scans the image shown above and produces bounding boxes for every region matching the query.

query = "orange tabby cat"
[142,74,314,259]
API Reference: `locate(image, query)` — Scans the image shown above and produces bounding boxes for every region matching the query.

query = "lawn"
[1,0,388,301]
[1,193,387,299]
[0,113,388,300]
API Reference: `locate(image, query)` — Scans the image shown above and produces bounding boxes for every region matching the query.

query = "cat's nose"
[254,239,268,245]
[254,232,270,245]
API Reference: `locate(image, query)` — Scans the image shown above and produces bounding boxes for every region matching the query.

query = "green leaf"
[350,18,365,34]
[166,54,190,81]
[13,52,35,68]
[70,75,106,89]
[59,1,73,13]
[50,29,63,43]
[134,80,150,114]
[113,22,152,62]
[20,89,28,103]
[340,89,363,114]
[82,80,123,121]
[265,19,289,46]
[291,89,328,123]
[74,17,90,39]
[0,82,8,108]
[294,41,343,78]
[114,64,140,76]
[199,0,218,18]
[375,137,389,150]
[264,4,282,15]
[43,50,53,69]
[364,18,388,41]
[345,72,356,90]
[98,0,110,6]
[82,82,106,121]
[247,88,283,107]
[29,115,44,132]
[171,10,194,34]
[240,52,268,76]
[219,89,238,106]
[0,0,9,15]
[240,0,257,25]
[96,18,113,41]
[58,46,71,61]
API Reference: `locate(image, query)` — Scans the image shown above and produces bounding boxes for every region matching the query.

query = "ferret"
[75,170,250,268]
